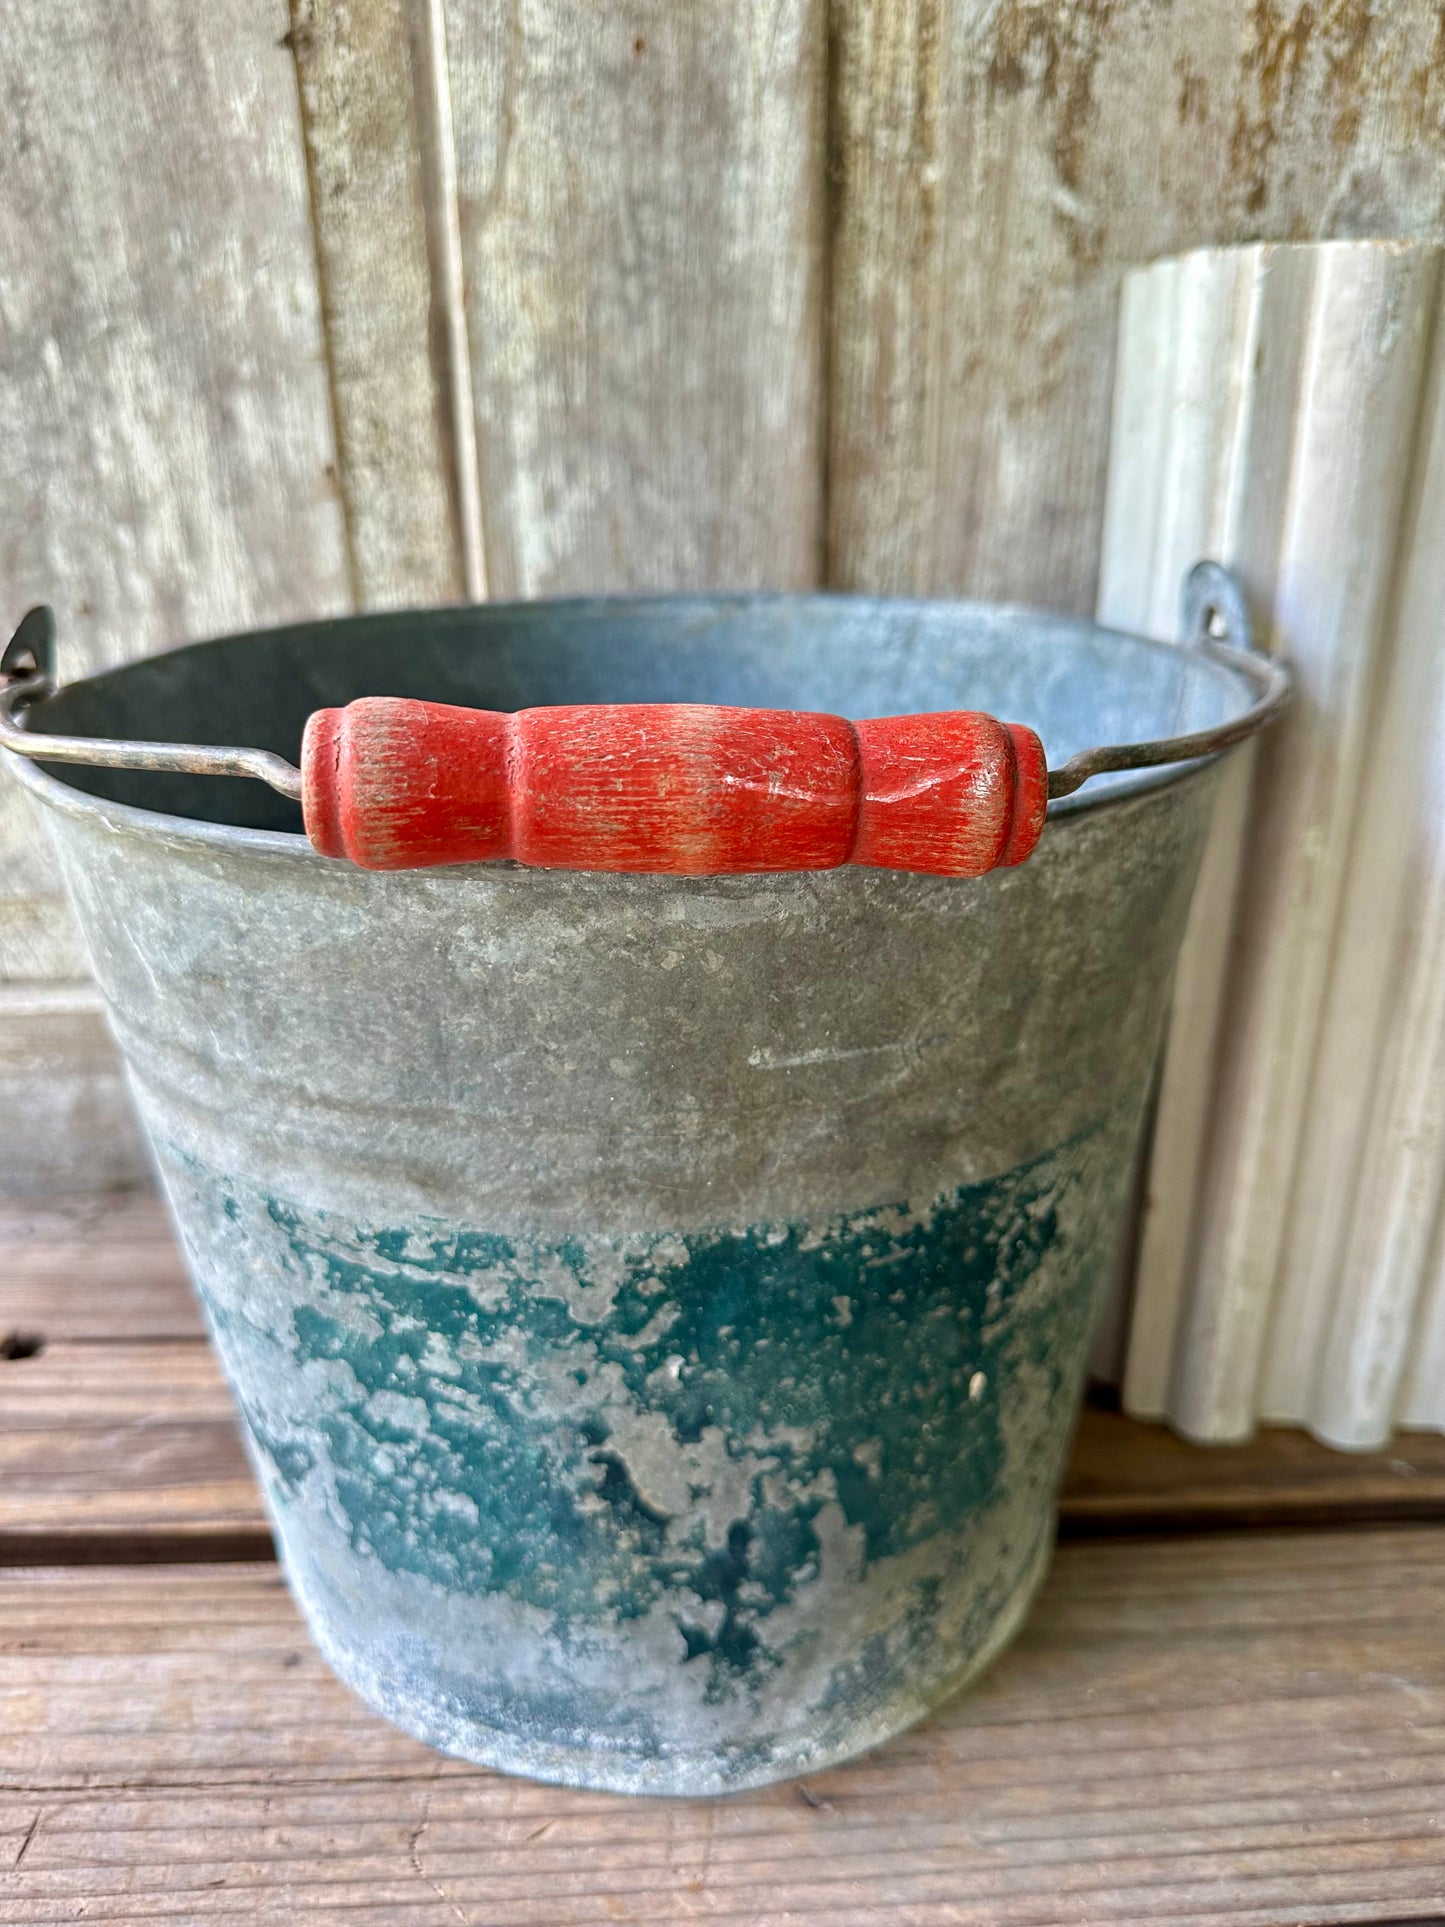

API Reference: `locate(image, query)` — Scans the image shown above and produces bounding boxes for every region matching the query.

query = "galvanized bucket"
[0,569,1285,1795]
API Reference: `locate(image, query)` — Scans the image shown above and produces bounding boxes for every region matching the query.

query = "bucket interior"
[25,597,1254,835]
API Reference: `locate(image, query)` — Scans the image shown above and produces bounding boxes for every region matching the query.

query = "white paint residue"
[365,1390,433,1436]
[748,1040,911,1071]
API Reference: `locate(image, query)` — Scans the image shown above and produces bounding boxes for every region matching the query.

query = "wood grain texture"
[12,0,1445,1209]
[826,0,948,593]
[1065,1403,1445,1534]
[0,1353,268,1563]
[0,1193,198,1340]
[0,0,352,901]
[0,989,146,1197]
[0,0,353,1182]
[301,697,1047,874]
[0,829,88,985]
[444,0,827,597]
[7,1193,1445,1565]
[0,1192,266,1560]
[827,0,1445,603]
[5,1532,1445,1920]
[286,0,467,606]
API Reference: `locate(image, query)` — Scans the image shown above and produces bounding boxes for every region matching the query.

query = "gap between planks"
[5,1192,1445,1569]
[4,1532,1445,1924]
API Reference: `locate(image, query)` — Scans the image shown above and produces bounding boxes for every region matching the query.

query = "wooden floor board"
[6,1192,1445,1563]
[5,1196,1442,1920]
[0,1191,200,1340]
[2,1531,1444,1922]
[1062,1398,1445,1534]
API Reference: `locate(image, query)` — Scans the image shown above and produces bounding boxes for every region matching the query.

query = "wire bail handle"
[0,567,1290,876]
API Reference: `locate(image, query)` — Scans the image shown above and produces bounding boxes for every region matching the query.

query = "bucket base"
[289,1519,1055,1797]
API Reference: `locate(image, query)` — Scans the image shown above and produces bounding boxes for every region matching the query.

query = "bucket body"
[8,597,1243,1794]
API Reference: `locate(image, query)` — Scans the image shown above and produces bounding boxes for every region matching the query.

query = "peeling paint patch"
[157,1112,1126,1790]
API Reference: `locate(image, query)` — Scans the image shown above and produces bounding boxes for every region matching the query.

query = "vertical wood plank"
[1306,300,1445,1446]
[286,0,468,606]
[1230,248,1443,1434]
[1098,246,1289,1418]
[0,0,352,1187]
[826,0,948,593]
[413,0,489,599]
[444,0,828,598]
[1117,760,1253,1416]
[1097,243,1441,1440]
[0,805,91,986]
[828,0,1445,606]
[1172,248,1436,1440]
[0,0,352,681]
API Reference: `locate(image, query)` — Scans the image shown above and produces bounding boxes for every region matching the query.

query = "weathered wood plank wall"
[828,0,1445,604]
[287,0,468,607]
[1098,239,1445,1445]
[0,0,353,1190]
[444,0,828,596]
[3,0,1445,1192]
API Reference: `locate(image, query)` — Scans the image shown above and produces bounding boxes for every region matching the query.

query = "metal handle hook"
[1045,561,1289,799]
[2,580,1291,834]
[1,606,56,687]
[1181,560,1256,656]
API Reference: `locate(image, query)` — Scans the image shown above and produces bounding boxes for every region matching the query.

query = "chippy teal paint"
[15,584,1233,1793]
[192,1134,1099,1707]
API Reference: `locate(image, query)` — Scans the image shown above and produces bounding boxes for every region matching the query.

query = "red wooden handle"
[302,700,1048,877]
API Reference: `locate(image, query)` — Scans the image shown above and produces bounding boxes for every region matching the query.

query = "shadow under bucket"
[2,584,1280,1794]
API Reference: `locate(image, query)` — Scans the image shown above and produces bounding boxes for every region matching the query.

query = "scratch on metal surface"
[747,1039,912,1069]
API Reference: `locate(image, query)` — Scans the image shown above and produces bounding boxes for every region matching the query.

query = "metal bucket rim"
[3,731,1226,879]
[5,590,1259,862]
[22,585,1245,692]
